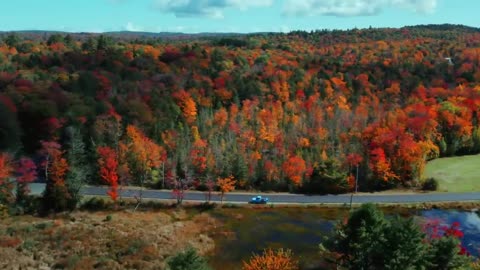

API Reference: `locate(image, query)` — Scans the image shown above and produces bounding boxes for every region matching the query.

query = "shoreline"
[79,195,480,212]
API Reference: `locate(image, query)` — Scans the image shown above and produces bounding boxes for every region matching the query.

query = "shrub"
[0,204,8,218]
[141,200,171,210]
[223,203,239,208]
[196,202,216,212]
[21,239,37,251]
[125,239,147,256]
[0,236,22,248]
[9,195,42,216]
[243,248,298,270]
[54,254,82,269]
[34,222,53,230]
[42,184,73,214]
[166,247,211,270]
[80,197,113,211]
[422,177,439,191]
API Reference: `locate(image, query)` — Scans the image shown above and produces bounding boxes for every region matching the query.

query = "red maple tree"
[0,153,13,203]
[15,157,37,199]
[97,146,119,202]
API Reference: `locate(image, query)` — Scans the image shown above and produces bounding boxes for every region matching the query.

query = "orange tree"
[282,155,306,186]
[243,248,299,270]
[40,140,71,212]
[217,175,236,203]
[124,125,165,187]
[124,125,165,209]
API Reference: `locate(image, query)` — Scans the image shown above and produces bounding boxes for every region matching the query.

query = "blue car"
[249,195,269,204]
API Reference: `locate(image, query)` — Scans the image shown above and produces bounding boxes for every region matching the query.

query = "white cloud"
[283,0,437,17]
[392,0,437,13]
[87,28,105,33]
[152,0,273,18]
[124,22,144,32]
[280,25,290,33]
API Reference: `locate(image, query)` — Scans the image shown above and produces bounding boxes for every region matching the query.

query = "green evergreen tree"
[428,237,472,270]
[166,247,211,270]
[4,33,20,48]
[323,204,472,270]
[0,102,22,152]
[66,127,91,208]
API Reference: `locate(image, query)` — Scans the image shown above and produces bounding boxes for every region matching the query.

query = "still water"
[209,207,480,270]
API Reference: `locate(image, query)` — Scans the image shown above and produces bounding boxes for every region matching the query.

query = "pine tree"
[66,127,90,207]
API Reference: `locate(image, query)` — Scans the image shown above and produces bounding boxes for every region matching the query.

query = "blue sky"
[0,0,478,33]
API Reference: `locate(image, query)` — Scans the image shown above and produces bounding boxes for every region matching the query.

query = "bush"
[20,239,37,252]
[0,204,8,218]
[195,202,216,212]
[243,248,298,270]
[80,197,113,211]
[422,178,439,191]
[42,184,74,214]
[140,200,172,210]
[54,254,82,269]
[125,239,147,256]
[223,203,239,208]
[166,247,211,270]
[10,195,42,216]
[34,222,54,230]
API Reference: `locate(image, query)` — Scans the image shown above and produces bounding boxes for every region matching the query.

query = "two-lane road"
[30,183,480,204]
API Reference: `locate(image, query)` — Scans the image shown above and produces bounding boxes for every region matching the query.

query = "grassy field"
[0,209,217,270]
[423,154,480,192]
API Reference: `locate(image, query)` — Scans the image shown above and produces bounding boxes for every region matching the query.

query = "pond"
[209,207,480,270]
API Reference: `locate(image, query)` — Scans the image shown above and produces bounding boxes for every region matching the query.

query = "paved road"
[29,183,480,204]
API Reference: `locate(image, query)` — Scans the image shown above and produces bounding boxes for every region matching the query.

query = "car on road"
[249,195,269,204]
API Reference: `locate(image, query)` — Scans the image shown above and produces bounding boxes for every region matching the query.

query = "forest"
[1,24,480,210]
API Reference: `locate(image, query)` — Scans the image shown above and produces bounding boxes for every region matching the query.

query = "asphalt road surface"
[29,183,480,204]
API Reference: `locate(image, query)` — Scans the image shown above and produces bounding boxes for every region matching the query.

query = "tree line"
[0,25,480,212]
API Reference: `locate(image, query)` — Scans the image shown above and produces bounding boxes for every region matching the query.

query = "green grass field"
[423,154,480,192]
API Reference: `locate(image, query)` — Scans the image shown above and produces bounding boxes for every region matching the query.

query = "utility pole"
[162,162,165,189]
[355,164,359,193]
[349,165,359,209]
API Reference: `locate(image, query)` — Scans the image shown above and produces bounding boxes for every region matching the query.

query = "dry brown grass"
[0,210,218,270]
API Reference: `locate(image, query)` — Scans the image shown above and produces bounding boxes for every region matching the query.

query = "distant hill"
[402,23,480,33]
[0,23,478,42]
[0,30,248,41]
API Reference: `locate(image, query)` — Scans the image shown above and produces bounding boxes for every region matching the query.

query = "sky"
[0,0,478,33]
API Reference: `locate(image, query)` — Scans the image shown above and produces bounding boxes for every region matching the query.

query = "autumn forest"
[1,25,480,208]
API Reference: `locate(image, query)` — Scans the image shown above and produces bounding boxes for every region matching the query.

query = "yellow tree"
[125,125,165,209]
[125,125,165,185]
[217,175,236,203]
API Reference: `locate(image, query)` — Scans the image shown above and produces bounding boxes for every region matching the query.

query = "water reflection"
[211,208,480,270]
[421,209,480,256]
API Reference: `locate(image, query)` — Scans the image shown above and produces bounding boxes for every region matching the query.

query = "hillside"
[424,154,480,192]
[0,24,480,197]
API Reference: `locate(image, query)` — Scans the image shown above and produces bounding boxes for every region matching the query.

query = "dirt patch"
[0,210,218,270]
